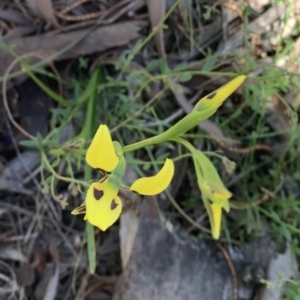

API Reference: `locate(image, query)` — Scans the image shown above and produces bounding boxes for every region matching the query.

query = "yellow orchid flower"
[72,124,174,231]
[208,187,231,239]
[193,150,233,239]
[201,182,231,240]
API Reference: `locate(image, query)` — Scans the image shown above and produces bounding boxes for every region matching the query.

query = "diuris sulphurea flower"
[72,124,174,231]
[72,75,246,239]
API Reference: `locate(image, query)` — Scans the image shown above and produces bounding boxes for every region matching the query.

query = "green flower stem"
[22,63,98,107]
[22,66,70,106]
[122,136,158,153]
[79,67,101,274]
[126,153,192,165]
[122,121,192,153]
[122,135,187,153]
[122,109,216,153]
[170,136,196,153]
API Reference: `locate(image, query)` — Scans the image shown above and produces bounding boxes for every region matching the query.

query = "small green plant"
[261,278,300,300]
[283,279,300,300]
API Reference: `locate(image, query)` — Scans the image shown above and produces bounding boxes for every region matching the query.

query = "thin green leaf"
[18,139,40,149]
[22,64,71,106]
[201,56,217,72]
[179,72,192,82]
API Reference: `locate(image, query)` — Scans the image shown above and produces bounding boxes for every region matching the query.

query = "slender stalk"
[79,68,100,274]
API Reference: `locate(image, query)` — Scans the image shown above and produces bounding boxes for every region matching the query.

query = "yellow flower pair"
[72,75,246,239]
[71,125,174,231]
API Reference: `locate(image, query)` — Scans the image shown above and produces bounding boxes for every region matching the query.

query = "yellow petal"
[84,181,122,231]
[130,158,174,195]
[211,203,222,239]
[194,75,246,111]
[86,124,119,172]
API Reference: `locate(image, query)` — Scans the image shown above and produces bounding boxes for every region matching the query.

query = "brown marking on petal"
[207,91,217,99]
[93,188,104,200]
[99,176,108,183]
[110,199,118,210]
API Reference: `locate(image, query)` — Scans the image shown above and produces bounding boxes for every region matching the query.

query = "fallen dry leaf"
[0,244,27,262]
[146,0,166,58]
[0,21,143,79]
[0,208,7,217]
[14,264,35,286]
[120,209,139,269]
[26,0,60,28]
[0,9,31,25]
[3,26,36,41]
[247,0,270,13]
[43,246,59,300]
[119,166,140,269]
[218,2,299,54]
[34,244,60,300]
[0,151,40,194]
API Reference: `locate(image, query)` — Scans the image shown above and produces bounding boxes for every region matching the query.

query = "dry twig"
[215,241,238,300]
[215,139,271,154]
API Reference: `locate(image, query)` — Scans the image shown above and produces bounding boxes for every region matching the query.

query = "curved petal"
[211,203,222,239]
[84,181,122,231]
[194,76,246,112]
[130,158,174,195]
[86,124,119,172]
